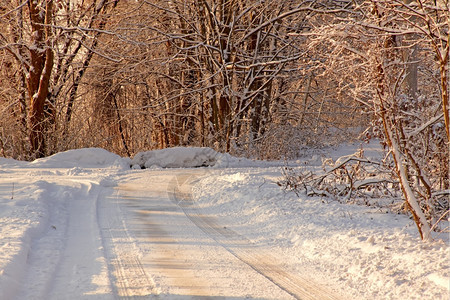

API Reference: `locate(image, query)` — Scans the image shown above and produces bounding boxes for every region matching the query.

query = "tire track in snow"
[169,173,342,300]
[98,188,158,299]
[40,180,112,299]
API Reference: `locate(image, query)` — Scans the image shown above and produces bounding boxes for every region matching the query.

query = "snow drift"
[131,147,221,169]
[131,147,268,169]
[30,148,127,169]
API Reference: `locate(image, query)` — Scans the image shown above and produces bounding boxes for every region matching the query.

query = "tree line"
[1,0,368,159]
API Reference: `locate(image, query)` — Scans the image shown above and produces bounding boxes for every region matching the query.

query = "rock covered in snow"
[131,147,221,169]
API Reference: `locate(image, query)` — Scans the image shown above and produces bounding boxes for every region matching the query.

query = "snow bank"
[131,147,274,169]
[0,157,26,168]
[0,181,57,300]
[31,148,128,169]
[0,149,120,299]
[131,147,221,169]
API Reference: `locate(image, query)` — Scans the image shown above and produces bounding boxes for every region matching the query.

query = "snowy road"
[2,147,447,300]
[99,170,339,299]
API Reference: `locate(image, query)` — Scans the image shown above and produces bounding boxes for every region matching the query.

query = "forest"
[1,0,449,240]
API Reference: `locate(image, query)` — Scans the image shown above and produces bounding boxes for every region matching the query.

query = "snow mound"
[31,148,126,168]
[131,147,221,169]
[0,157,26,167]
[131,147,282,169]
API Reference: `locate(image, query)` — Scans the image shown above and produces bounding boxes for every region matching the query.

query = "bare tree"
[307,0,449,240]
[90,0,365,158]
[0,0,120,158]
[1,1,368,158]
[1,0,54,157]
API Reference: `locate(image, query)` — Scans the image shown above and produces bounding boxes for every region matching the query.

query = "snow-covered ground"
[0,145,448,299]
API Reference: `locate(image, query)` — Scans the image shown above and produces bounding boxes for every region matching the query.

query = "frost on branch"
[278,148,400,208]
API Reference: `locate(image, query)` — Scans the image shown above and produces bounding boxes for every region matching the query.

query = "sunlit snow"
[0,145,448,299]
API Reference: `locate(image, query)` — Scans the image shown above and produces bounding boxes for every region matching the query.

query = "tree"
[140,0,309,152]
[85,0,312,154]
[0,0,119,158]
[1,0,54,157]
[1,1,367,158]
[308,0,449,240]
[89,0,364,158]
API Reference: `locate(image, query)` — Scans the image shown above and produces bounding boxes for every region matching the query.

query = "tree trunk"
[440,55,449,141]
[27,0,54,158]
[376,59,432,241]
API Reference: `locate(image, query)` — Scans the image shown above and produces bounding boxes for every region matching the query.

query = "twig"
[430,210,450,233]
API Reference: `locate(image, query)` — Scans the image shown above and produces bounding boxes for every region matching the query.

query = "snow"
[131,147,220,169]
[30,148,128,169]
[130,146,262,169]
[0,145,448,299]
[193,167,449,299]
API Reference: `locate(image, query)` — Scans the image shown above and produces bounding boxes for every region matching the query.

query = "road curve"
[99,169,344,299]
